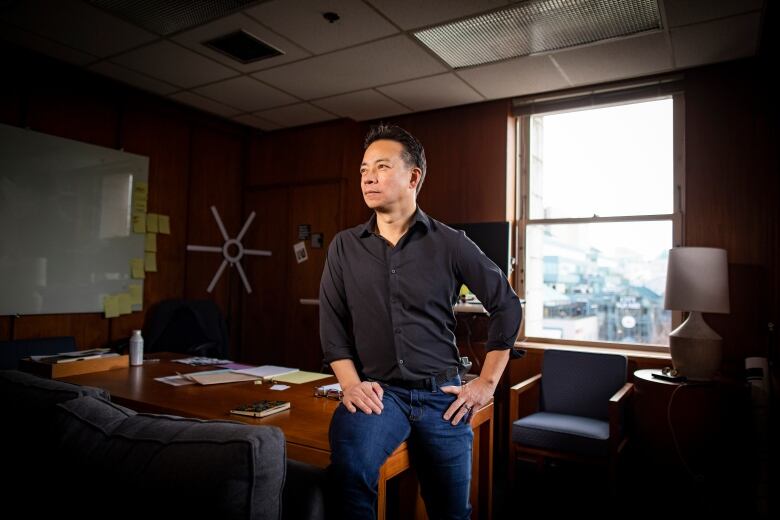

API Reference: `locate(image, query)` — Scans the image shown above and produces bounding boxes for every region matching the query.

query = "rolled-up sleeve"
[319,234,356,364]
[454,231,522,351]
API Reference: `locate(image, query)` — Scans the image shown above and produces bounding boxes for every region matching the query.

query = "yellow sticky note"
[145,233,157,252]
[133,181,148,197]
[146,213,159,233]
[131,258,145,279]
[144,252,157,272]
[117,293,132,315]
[133,198,148,213]
[128,284,143,306]
[132,212,146,234]
[158,214,170,235]
[103,295,120,318]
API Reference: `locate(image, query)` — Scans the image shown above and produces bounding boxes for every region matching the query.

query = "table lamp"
[664,247,730,380]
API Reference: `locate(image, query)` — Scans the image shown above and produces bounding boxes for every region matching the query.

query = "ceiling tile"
[172,13,311,73]
[111,40,238,88]
[377,73,483,112]
[194,76,297,112]
[313,89,410,121]
[366,0,509,30]
[671,12,762,69]
[232,114,281,131]
[255,103,337,127]
[0,21,96,66]
[457,54,570,99]
[169,91,243,118]
[245,0,398,54]
[0,0,157,57]
[662,0,764,28]
[553,32,673,86]
[88,61,178,95]
[253,35,447,99]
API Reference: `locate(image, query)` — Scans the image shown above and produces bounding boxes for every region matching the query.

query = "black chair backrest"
[0,336,76,369]
[143,299,229,359]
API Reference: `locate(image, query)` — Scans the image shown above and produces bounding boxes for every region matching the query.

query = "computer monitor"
[447,221,513,277]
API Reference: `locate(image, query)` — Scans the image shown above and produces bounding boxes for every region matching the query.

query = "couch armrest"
[509,374,542,426]
[608,382,634,453]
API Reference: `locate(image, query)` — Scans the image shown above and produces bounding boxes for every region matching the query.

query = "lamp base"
[669,311,722,381]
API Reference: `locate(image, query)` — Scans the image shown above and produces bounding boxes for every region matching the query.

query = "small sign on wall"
[298,224,311,241]
[311,232,323,249]
[293,241,308,263]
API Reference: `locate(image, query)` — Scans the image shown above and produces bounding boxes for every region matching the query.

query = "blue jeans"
[327,377,473,520]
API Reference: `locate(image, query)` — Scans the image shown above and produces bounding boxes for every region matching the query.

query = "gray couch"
[1,370,324,519]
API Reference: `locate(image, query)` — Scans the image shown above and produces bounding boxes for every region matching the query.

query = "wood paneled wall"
[0,42,249,354]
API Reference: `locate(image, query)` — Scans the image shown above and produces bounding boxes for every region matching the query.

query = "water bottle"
[129,330,144,366]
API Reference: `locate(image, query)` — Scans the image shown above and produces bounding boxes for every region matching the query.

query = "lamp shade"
[664,247,729,313]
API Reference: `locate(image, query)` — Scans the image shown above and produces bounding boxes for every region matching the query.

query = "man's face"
[360,139,418,211]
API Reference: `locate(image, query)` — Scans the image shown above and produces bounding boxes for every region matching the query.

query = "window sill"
[516,340,671,362]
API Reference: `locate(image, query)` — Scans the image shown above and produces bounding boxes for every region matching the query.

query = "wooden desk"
[60,356,493,520]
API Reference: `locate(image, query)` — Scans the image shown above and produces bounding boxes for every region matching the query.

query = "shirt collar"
[359,207,431,238]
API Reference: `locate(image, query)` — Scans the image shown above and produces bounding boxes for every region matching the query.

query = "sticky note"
[133,198,148,213]
[131,258,145,279]
[144,252,157,272]
[145,233,157,252]
[158,214,170,235]
[132,212,146,234]
[117,293,132,315]
[146,213,159,233]
[133,182,148,197]
[128,284,143,306]
[103,295,120,318]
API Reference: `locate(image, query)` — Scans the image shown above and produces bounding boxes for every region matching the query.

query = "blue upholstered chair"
[508,349,634,489]
[0,336,76,369]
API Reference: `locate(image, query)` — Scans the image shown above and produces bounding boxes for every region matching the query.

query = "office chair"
[143,299,229,359]
[0,336,77,369]
[508,349,633,492]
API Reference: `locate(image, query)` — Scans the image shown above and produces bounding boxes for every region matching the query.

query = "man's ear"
[409,167,422,190]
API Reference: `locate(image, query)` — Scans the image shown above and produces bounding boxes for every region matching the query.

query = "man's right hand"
[342,381,384,414]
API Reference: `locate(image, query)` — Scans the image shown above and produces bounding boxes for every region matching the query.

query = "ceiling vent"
[203,29,283,63]
[88,0,262,35]
[413,0,662,69]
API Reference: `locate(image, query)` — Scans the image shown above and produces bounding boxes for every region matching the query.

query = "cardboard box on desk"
[19,354,129,379]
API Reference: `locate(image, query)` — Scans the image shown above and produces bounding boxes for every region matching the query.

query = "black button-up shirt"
[319,207,522,381]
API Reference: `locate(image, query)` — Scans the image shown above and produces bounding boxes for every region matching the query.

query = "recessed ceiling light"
[203,29,283,64]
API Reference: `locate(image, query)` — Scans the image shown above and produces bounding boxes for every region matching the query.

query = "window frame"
[514,92,686,353]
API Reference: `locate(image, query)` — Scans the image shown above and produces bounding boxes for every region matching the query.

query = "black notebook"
[230,400,290,418]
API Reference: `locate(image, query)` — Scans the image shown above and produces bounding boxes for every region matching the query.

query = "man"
[319,124,522,519]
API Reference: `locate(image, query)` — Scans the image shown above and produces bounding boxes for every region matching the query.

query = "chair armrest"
[608,382,634,452]
[509,374,542,426]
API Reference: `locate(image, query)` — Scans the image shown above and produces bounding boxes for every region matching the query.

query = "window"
[517,95,683,348]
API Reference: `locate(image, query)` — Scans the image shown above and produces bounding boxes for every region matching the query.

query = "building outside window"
[518,93,683,348]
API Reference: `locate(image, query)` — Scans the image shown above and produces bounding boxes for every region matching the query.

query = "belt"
[380,366,461,391]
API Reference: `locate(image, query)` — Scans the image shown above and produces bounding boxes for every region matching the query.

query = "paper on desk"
[232,365,299,379]
[155,375,194,387]
[272,371,332,384]
[177,369,259,385]
[270,384,290,391]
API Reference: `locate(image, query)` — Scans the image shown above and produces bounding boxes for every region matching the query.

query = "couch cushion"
[56,396,286,520]
[512,411,610,457]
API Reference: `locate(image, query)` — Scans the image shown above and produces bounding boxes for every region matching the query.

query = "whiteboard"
[0,123,149,315]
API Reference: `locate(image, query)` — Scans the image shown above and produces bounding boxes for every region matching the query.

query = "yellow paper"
[133,198,148,213]
[144,252,157,272]
[128,284,143,306]
[146,213,159,233]
[117,293,132,315]
[133,181,148,196]
[132,212,146,234]
[131,258,145,279]
[271,371,332,384]
[145,233,157,252]
[158,214,170,235]
[103,295,120,318]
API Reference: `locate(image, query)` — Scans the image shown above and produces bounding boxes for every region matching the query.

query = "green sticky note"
[145,233,157,252]
[146,213,159,233]
[117,293,132,315]
[128,284,143,306]
[144,252,157,272]
[131,258,145,279]
[158,214,170,235]
[103,295,120,318]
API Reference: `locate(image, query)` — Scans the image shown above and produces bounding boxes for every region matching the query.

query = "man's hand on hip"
[342,381,384,414]
[441,378,494,426]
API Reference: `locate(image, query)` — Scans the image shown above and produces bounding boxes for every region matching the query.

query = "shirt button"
[399,359,405,365]
[391,269,396,274]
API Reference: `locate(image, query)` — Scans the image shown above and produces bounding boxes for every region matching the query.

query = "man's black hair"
[364,123,427,195]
